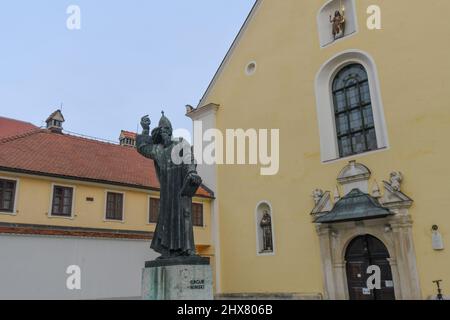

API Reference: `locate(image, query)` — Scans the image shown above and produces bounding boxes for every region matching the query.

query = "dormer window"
[46,110,65,133]
[119,131,137,147]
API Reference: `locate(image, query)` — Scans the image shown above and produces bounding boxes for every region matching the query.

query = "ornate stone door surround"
[311,161,421,300]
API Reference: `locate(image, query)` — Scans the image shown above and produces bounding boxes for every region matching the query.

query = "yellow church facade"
[188,0,450,300]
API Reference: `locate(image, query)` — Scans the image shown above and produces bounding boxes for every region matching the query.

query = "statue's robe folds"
[136,133,197,255]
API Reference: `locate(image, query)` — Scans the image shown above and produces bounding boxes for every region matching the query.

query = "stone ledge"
[215,293,323,300]
[145,256,210,268]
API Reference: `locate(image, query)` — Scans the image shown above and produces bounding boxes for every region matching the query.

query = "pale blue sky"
[0,0,255,142]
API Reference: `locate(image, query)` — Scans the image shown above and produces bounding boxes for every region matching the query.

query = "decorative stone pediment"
[380,180,413,210]
[311,191,333,216]
[311,162,414,218]
[337,161,371,195]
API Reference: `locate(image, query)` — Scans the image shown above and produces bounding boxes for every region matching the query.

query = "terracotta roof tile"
[0,121,213,198]
[0,116,37,139]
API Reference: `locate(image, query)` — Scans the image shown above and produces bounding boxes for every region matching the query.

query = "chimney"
[119,130,137,147]
[46,110,65,133]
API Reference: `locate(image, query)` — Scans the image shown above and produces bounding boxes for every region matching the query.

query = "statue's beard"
[162,134,171,146]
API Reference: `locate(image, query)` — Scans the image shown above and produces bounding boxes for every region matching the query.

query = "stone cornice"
[186,103,220,120]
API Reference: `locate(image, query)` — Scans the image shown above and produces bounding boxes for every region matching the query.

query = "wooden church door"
[345,235,396,300]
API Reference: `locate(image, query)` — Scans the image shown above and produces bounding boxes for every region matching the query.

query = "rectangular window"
[106,192,123,221]
[149,198,160,224]
[192,203,204,227]
[51,186,73,217]
[0,179,17,213]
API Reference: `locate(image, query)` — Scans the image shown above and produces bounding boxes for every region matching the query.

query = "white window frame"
[48,183,76,219]
[104,190,125,223]
[255,200,276,257]
[147,196,160,225]
[0,176,20,216]
[315,49,390,162]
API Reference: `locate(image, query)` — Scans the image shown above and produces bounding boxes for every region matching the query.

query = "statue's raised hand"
[187,173,202,187]
[141,115,151,130]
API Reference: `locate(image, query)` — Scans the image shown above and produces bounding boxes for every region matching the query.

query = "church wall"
[200,0,450,298]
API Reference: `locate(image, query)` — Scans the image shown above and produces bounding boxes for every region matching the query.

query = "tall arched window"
[332,64,377,157]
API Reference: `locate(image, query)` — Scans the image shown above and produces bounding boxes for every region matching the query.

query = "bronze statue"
[260,211,273,252]
[330,10,345,40]
[136,112,202,260]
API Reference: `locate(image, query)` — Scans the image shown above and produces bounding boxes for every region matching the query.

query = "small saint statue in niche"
[260,210,273,253]
[329,10,346,40]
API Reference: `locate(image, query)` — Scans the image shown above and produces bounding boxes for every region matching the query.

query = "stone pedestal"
[141,256,213,300]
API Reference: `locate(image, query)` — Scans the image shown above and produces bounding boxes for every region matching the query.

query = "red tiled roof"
[0,124,213,198]
[0,116,37,139]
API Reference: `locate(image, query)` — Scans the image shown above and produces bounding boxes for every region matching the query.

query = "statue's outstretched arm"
[136,115,156,159]
[137,134,156,159]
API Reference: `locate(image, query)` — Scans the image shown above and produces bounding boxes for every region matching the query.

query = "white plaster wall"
[193,112,217,192]
[190,108,221,292]
[0,235,158,300]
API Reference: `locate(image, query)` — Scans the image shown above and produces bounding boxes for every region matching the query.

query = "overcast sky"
[0,0,255,142]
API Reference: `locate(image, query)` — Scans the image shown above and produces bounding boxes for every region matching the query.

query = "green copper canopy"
[315,188,392,224]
